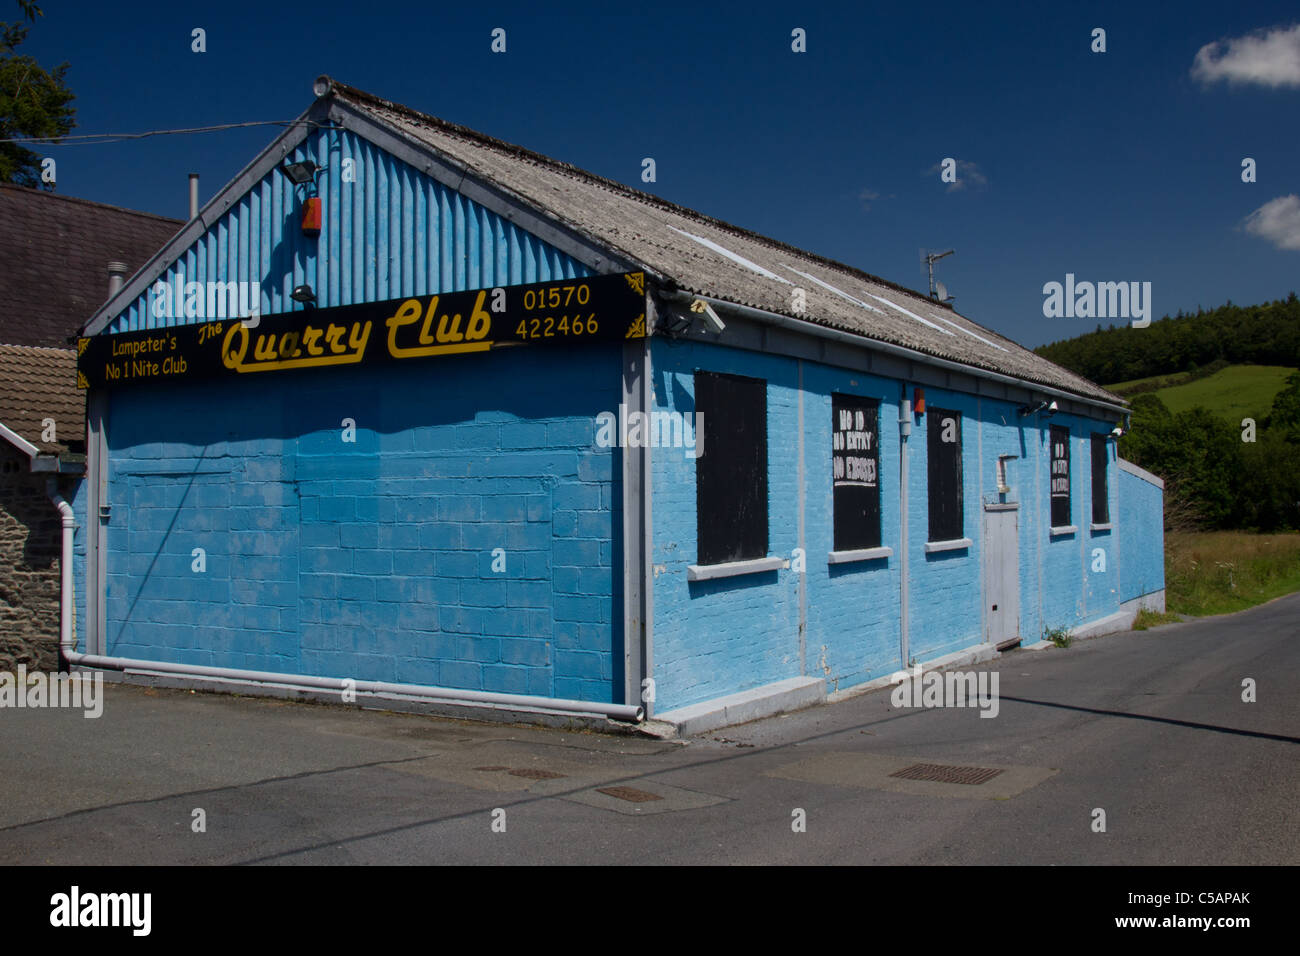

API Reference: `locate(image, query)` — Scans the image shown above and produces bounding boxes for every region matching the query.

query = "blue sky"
[15,0,1300,348]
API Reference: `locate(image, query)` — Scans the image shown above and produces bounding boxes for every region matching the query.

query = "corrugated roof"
[0,344,82,456]
[0,184,182,349]
[328,81,1121,407]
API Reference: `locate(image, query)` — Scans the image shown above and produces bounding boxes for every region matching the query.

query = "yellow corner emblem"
[624,272,645,296]
[625,314,646,338]
[77,338,90,357]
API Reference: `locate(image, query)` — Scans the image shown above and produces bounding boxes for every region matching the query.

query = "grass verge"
[1165,531,1300,616]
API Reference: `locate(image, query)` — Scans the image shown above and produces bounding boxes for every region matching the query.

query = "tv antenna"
[923,249,955,302]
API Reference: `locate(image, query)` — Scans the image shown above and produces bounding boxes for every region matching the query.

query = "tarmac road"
[1,593,1296,865]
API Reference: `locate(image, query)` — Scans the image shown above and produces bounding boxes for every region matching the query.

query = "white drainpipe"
[47,482,642,722]
[49,482,76,657]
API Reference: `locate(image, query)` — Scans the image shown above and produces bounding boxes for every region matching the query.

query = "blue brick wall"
[649,338,1152,712]
[649,340,801,709]
[1022,414,1123,643]
[71,478,87,656]
[1119,464,1165,601]
[100,343,623,703]
[801,363,901,691]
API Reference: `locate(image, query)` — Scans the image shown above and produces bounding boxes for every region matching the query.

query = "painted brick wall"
[649,340,800,711]
[648,337,1143,711]
[1024,413,1123,641]
[98,343,623,703]
[905,386,983,662]
[1119,464,1165,602]
[801,363,901,691]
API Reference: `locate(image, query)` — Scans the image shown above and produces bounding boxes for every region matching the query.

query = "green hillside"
[1155,365,1296,420]
[1108,364,1296,422]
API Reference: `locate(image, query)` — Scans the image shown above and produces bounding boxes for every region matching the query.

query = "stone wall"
[0,444,63,670]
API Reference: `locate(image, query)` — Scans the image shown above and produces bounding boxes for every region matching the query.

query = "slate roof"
[0,184,182,348]
[0,344,83,456]
[327,81,1123,408]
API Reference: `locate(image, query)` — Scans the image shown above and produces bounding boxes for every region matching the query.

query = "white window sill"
[1050,525,1078,536]
[923,537,972,554]
[828,546,893,565]
[1090,522,1113,532]
[687,556,787,581]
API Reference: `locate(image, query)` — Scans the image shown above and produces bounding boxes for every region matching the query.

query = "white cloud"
[858,188,881,211]
[1242,195,1300,251]
[1192,23,1300,88]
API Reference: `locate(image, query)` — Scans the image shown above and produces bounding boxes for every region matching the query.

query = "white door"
[983,505,1021,648]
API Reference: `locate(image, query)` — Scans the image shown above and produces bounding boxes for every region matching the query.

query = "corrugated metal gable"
[107,128,592,334]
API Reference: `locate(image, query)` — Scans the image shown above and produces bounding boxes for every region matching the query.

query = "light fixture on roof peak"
[281,159,320,186]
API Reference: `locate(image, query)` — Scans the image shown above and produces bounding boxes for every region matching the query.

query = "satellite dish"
[935,281,948,301]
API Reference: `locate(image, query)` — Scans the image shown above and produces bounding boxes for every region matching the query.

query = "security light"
[1110,425,1124,438]
[281,160,320,185]
[1044,401,1059,417]
[291,284,317,306]
[1018,399,1049,416]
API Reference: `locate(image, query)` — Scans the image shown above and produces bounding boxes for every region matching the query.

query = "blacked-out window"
[927,407,963,542]
[1091,434,1109,525]
[695,371,767,565]
[1050,425,1071,528]
[832,394,881,551]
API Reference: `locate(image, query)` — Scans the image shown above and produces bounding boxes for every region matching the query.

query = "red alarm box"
[301,196,322,237]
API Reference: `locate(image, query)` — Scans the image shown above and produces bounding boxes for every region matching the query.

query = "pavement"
[1,592,1296,865]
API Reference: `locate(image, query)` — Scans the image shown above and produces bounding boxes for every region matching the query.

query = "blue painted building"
[70,77,1164,726]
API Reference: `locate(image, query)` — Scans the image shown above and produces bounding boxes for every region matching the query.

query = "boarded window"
[927,407,963,542]
[1050,425,1071,528]
[1091,434,1109,524]
[695,371,767,565]
[832,394,881,551]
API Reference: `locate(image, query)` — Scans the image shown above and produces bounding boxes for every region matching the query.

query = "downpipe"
[48,483,643,723]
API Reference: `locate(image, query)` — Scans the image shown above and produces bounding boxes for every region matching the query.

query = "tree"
[0,1,75,188]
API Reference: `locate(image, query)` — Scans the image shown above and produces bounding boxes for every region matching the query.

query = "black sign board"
[832,394,881,551]
[695,371,768,566]
[1050,425,1071,527]
[927,407,963,542]
[77,271,648,390]
[1091,433,1109,525]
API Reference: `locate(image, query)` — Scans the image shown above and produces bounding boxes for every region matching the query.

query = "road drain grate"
[889,763,1004,785]
[597,786,663,803]
[506,768,567,780]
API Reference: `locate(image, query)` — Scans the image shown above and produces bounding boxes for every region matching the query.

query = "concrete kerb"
[86,667,647,736]
[826,643,1001,704]
[1022,590,1168,651]
[649,676,826,738]
[649,644,1004,739]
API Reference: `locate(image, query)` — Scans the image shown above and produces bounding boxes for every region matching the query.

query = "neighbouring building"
[67,76,1165,727]
[0,185,181,670]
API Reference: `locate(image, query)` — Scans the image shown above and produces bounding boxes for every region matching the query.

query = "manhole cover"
[507,768,567,780]
[889,763,1004,785]
[474,766,510,772]
[597,786,663,803]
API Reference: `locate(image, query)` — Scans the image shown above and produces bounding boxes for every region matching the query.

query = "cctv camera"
[690,299,726,334]
[1110,426,1124,438]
